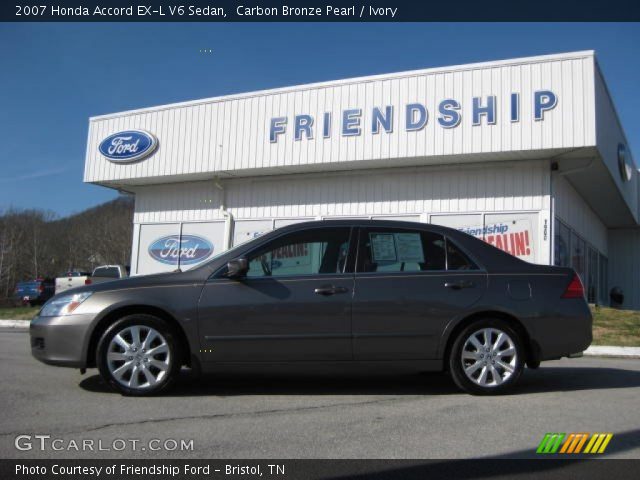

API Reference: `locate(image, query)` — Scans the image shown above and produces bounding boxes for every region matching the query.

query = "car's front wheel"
[96,314,181,396]
[449,319,525,395]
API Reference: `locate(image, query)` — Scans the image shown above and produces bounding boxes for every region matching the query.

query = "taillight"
[38,284,44,293]
[84,279,92,285]
[562,274,585,299]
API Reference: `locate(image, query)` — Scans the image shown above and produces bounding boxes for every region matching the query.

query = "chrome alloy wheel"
[106,325,171,390]
[461,328,517,387]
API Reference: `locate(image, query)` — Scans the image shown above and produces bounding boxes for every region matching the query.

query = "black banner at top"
[3,0,640,22]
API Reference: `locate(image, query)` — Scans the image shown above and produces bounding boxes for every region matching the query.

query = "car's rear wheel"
[449,319,524,395]
[96,314,181,396]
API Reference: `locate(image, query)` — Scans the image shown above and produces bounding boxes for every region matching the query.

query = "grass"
[0,304,638,347]
[592,305,640,347]
[0,306,40,320]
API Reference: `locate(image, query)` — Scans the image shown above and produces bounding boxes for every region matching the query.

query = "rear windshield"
[16,282,38,289]
[92,267,120,278]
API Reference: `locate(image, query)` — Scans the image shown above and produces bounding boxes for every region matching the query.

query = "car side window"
[358,228,446,273]
[446,239,479,270]
[246,227,351,278]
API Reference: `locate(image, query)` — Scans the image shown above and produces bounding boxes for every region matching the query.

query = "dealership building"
[83,51,640,309]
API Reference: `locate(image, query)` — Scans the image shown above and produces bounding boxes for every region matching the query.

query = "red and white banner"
[458,219,534,261]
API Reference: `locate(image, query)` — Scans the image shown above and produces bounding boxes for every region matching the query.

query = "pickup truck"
[13,278,55,306]
[55,265,129,294]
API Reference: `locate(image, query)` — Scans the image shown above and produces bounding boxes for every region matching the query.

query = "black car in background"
[30,220,592,396]
[14,278,55,306]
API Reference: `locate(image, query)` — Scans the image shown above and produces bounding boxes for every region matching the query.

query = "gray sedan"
[30,220,592,396]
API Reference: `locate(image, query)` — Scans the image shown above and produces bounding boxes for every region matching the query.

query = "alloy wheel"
[106,325,171,390]
[461,327,517,387]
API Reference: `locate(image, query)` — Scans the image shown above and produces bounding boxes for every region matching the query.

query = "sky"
[0,22,639,218]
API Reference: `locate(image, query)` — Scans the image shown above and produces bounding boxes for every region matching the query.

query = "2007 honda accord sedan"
[30,219,591,396]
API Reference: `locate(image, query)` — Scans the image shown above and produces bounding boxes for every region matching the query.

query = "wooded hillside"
[0,196,134,303]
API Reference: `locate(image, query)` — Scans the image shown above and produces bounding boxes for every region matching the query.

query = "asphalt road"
[1,329,640,459]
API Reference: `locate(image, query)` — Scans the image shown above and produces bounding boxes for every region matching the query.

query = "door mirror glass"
[226,258,249,279]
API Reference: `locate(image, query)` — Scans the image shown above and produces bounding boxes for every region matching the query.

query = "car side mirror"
[226,258,248,279]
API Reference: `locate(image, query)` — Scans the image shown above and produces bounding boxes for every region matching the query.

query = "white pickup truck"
[55,265,129,294]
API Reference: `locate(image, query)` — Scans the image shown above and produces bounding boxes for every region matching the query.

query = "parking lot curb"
[584,346,640,358]
[0,319,30,329]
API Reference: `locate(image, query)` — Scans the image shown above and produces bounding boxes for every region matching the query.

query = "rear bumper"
[529,300,593,361]
[30,314,95,368]
[13,295,45,305]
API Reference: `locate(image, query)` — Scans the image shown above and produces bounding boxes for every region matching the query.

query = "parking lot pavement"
[1,329,640,459]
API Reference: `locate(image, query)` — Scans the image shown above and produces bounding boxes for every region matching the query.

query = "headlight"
[40,292,93,317]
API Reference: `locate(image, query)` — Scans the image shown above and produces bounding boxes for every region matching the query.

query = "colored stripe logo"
[537,433,613,454]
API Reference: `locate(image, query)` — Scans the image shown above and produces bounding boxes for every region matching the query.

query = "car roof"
[277,218,460,234]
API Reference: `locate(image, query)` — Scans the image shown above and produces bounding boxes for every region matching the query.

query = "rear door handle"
[444,280,476,290]
[314,285,349,296]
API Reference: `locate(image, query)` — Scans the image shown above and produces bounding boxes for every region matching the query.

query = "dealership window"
[586,246,599,303]
[246,227,351,277]
[554,219,571,267]
[571,231,586,282]
[357,228,447,273]
[599,254,608,305]
[554,217,608,305]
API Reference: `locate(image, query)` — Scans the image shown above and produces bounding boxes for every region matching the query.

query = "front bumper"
[30,314,96,368]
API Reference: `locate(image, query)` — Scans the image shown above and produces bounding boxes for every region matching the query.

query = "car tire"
[527,358,541,369]
[96,314,182,396]
[449,318,525,395]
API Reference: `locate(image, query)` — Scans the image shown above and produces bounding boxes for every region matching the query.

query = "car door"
[197,226,355,362]
[352,226,486,360]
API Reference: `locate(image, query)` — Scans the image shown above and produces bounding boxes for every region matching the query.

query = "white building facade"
[83,51,640,309]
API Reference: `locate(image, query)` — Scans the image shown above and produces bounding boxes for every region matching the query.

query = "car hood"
[56,270,205,296]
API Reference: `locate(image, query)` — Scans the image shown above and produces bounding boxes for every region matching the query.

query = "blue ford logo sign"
[99,129,158,163]
[148,235,214,266]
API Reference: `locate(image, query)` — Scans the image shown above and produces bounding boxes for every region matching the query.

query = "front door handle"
[444,280,476,290]
[314,285,349,296]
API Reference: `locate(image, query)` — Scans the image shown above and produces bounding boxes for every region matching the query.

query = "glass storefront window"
[599,254,608,305]
[554,219,571,267]
[571,232,586,282]
[587,246,598,303]
[554,217,607,304]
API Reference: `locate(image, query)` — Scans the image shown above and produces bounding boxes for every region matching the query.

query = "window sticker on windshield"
[369,233,397,262]
[395,233,425,263]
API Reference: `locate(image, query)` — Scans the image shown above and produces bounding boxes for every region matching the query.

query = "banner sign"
[459,219,534,262]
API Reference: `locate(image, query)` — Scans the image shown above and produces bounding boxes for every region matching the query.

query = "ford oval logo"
[148,235,214,266]
[99,129,158,163]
